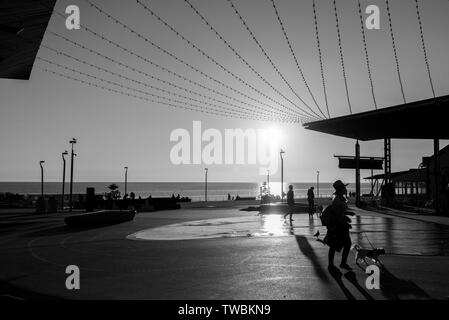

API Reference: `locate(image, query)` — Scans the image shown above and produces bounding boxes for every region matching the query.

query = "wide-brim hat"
[333,180,349,191]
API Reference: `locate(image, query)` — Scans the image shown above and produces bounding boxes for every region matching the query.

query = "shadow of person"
[344,271,375,300]
[0,276,60,300]
[308,215,316,233]
[287,219,294,236]
[21,225,88,238]
[21,223,119,238]
[295,235,329,283]
[327,267,356,300]
[379,265,431,300]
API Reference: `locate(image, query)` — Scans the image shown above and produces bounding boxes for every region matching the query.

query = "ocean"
[0,182,372,202]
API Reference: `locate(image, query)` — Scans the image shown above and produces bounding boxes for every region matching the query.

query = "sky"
[0,0,448,184]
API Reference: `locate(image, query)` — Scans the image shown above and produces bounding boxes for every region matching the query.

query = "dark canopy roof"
[0,0,56,80]
[364,169,426,183]
[303,95,449,141]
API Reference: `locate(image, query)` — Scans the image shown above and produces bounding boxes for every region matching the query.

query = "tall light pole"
[317,171,320,198]
[61,151,68,210]
[39,161,45,198]
[280,150,285,201]
[69,138,77,211]
[204,168,208,202]
[267,170,270,194]
[124,166,128,196]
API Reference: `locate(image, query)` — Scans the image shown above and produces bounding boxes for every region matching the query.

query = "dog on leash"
[351,244,385,265]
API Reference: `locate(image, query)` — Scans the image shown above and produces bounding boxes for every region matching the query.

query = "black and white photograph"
[1,0,449,307]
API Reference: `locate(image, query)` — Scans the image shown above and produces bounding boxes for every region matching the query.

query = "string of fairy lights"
[270,0,326,118]
[37,55,293,122]
[224,0,326,119]
[35,0,438,123]
[137,0,317,119]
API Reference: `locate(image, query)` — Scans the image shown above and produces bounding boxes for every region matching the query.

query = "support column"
[434,139,440,214]
[384,138,392,184]
[355,140,361,206]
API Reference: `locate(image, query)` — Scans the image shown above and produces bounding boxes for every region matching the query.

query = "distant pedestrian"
[307,186,315,216]
[228,193,231,201]
[321,180,354,272]
[283,185,294,221]
[130,192,135,200]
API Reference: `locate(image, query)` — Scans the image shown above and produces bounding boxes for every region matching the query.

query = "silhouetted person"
[283,185,294,221]
[324,180,354,272]
[227,193,231,201]
[130,192,135,200]
[307,186,315,216]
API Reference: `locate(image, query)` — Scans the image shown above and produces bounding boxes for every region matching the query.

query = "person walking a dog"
[283,185,294,221]
[321,180,354,272]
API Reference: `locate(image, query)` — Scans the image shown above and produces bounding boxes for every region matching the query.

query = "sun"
[264,126,285,150]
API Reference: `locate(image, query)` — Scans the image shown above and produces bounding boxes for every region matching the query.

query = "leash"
[362,231,375,249]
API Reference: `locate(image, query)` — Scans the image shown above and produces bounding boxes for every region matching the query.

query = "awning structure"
[303,95,449,141]
[364,169,426,183]
[0,0,56,80]
[335,155,384,170]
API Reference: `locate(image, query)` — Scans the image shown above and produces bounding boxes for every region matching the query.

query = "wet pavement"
[129,213,449,256]
[1,206,449,299]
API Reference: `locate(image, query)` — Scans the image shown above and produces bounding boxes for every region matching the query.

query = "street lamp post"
[124,166,128,196]
[61,151,68,210]
[39,161,45,198]
[69,138,77,212]
[267,170,270,195]
[280,150,285,201]
[317,171,320,198]
[205,168,208,202]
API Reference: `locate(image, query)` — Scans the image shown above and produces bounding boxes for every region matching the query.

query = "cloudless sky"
[1,0,448,183]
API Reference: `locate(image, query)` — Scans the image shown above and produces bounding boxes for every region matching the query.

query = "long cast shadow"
[344,271,375,300]
[0,276,61,300]
[327,268,356,300]
[296,234,374,300]
[295,235,329,284]
[21,224,118,238]
[379,265,431,300]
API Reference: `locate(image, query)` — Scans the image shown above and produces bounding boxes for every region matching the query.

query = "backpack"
[320,205,333,227]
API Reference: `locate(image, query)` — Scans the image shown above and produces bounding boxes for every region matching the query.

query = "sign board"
[338,158,383,170]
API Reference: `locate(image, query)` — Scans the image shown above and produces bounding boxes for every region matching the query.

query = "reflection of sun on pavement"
[255,215,286,237]
[127,215,295,241]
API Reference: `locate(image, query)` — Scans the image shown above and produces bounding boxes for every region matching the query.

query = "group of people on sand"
[283,180,354,272]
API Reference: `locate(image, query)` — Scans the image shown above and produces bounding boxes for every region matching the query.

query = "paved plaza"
[1,204,448,300]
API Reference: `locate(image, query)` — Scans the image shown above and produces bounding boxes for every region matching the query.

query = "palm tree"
[107,183,121,201]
